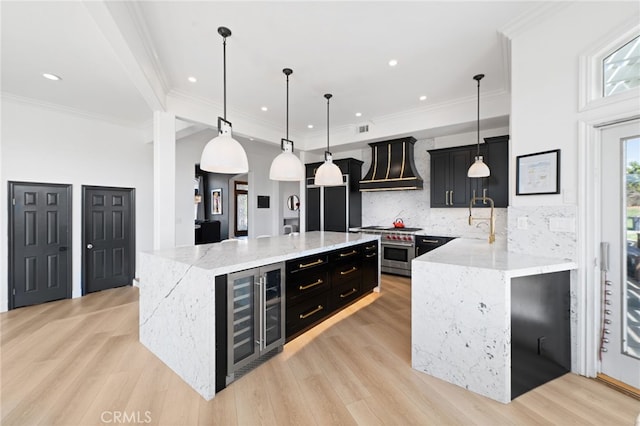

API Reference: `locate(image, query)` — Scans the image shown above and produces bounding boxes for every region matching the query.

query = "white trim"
[578,17,640,111]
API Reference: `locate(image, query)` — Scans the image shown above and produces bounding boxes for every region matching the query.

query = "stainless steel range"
[359,226,423,276]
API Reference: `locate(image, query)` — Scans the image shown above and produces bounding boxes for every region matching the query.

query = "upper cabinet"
[428,135,509,208]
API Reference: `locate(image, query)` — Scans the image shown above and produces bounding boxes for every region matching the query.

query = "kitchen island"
[138,231,379,400]
[411,238,577,403]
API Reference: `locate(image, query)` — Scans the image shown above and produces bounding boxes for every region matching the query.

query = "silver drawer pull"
[421,239,439,244]
[299,279,323,291]
[365,253,376,258]
[340,250,358,258]
[340,288,357,298]
[300,305,323,319]
[340,267,358,275]
[365,244,376,250]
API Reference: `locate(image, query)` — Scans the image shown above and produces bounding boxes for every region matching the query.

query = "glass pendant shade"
[467,155,490,178]
[269,142,304,181]
[314,156,343,186]
[200,132,249,174]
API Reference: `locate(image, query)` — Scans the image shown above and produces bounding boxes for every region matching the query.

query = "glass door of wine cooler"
[262,264,285,352]
[227,269,259,371]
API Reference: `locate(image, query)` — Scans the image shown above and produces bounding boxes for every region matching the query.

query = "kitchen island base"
[411,238,576,403]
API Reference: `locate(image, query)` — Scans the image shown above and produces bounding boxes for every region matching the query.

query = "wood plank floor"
[2,274,638,426]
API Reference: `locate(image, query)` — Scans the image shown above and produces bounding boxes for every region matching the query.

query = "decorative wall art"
[516,149,561,195]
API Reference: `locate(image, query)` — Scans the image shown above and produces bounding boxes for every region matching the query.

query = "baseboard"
[596,373,640,400]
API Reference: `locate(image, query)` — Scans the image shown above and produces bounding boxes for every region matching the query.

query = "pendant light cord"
[476,76,480,157]
[286,72,289,140]
[222,35,227,121]
[473,74,484,158]
[325,94,332,153]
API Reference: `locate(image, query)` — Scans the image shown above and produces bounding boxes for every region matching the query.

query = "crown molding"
[499,2,571,40]
[1,92,147,130]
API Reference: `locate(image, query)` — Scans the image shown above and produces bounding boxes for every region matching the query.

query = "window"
[603,35,640,97]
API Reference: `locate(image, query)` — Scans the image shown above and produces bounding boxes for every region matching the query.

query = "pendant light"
[467,73,490,178]
[269,68,305,181]
[200,27,249,174]
[313,94,343,186]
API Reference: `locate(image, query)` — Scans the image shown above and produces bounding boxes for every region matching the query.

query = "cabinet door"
[324,186,347,232]
[450,149,472,206]
[430,151,449,207]
[261,264,285,351]
[227,270,259,370]
[484,140,509,207]
[306,187,320,231]
[361,242,378,292]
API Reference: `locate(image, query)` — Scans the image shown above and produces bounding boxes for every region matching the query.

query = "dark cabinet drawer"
[286,253,328,275]
[329,246,361,263]
[331,260,362,285]
[286,292,330,338]
[286,269,329,302]
[332,279,361,309]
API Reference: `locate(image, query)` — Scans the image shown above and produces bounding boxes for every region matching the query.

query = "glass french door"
[599,120,640,388]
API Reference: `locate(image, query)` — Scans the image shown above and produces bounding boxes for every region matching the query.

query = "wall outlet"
[517,216,528,230]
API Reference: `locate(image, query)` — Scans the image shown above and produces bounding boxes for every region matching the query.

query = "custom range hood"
[359,136,424,191]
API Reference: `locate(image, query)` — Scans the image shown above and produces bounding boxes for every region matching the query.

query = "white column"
[153,111,176,250]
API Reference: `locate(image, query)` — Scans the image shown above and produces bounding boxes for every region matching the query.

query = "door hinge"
[12,198,16,206]
[12,288,16,296]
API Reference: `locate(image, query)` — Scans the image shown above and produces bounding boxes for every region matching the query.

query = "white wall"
[0,99,153,312]
[174,129,283,243]
[507,1,638,260]
[510,2,638,208]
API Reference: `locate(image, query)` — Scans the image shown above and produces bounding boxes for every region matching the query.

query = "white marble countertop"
[414,237,577,277]
[144,231,379,276]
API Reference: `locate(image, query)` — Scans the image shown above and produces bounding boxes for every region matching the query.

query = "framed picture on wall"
[516,149,561,195]
[211,188,223,215]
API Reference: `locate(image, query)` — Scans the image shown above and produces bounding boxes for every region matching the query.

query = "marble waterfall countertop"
[411,238,577,403]
[138,231,379,400]
[146,231,380,274]
[414,237,577,275]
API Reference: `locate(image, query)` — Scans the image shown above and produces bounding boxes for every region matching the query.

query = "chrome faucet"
[468,193,496,244]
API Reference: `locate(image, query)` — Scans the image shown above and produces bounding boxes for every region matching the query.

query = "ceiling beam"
[82,0,167,112]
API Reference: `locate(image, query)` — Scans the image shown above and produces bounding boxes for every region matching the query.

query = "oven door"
[381,241,415,276]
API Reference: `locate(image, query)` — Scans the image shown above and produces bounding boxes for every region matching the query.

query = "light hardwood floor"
[1,274,638,426]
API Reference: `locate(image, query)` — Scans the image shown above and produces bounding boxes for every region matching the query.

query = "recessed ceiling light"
[419,95,427,101]
[355,112,362,117]
[261,106,268,112]
[307,124,314,129]
[188,76,197,83]
[388,59,398,67]
[42,73,62,81]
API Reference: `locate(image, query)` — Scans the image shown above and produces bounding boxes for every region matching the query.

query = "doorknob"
[87,243,93,249]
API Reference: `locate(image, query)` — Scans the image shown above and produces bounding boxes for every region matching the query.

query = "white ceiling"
[1,1,541,144]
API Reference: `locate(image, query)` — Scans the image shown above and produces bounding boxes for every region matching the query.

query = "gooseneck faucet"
[468,194,496,244]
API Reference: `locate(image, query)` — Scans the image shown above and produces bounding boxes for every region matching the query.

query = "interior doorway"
[82,186,135,294]
[8,182,72,309]
[234,180,248,237]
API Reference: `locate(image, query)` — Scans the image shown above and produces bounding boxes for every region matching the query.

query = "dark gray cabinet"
[305,158,363,232]
[429,135,509,208]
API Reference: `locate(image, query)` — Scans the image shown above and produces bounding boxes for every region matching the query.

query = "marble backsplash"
[507,205,578,261]
[361,189,508,240]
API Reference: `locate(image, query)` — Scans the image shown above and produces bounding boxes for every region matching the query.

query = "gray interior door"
[9,182,72,309]
[83,186,135,294]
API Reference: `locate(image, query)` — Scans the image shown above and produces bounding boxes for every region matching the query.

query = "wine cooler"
[225,262,285,385]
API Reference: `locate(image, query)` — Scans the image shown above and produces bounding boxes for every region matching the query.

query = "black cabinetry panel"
[429,135,509,208]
